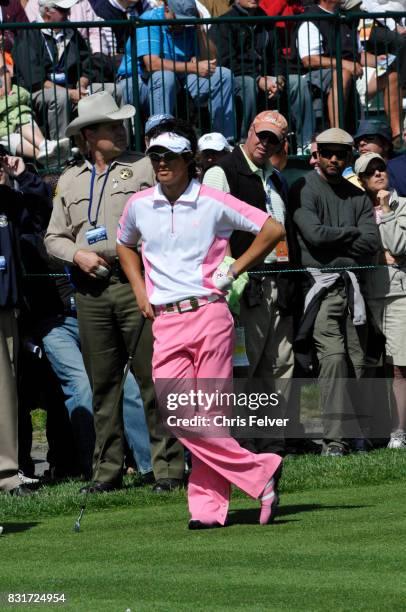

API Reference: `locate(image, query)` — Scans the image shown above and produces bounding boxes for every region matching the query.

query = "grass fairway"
[1,452,406,611]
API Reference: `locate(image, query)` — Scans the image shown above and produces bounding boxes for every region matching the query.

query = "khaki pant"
[76,277,184,484]
[0,310,20,492]
[313,285,368,445]
[32,83,123,140]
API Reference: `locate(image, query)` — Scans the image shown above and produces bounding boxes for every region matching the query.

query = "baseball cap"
[354,120,392,144]
[198,133,232,152]
[316,128,354,146]
[146,132,192,154]
[145,114,174,136]
[38,0,78,9]
[252,111,288,142]
[167,0,199,19]
[354,152,386,176]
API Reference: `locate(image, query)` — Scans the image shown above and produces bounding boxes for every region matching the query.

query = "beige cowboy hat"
[65,91,135,137]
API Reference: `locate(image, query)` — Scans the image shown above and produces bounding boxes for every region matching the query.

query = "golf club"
[73,314,146,533]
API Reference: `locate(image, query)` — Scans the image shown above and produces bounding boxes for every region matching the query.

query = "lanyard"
[88,164,111,227]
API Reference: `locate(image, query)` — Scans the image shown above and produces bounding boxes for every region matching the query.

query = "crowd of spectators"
[1,0,406,497]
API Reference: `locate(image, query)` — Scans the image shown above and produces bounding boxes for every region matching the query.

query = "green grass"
[1,451,406,611]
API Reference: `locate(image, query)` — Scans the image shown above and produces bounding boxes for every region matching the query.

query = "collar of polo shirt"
[153,178,200,205]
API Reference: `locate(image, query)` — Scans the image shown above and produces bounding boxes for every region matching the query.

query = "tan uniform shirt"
[45,152,156,265]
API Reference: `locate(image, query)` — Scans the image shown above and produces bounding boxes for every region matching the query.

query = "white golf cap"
[354,152,386,176]
[198,132,232,152]
[146,133,192,154]
[39,0,78,10]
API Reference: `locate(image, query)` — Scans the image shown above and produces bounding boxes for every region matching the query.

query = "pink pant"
[152,299,282,525]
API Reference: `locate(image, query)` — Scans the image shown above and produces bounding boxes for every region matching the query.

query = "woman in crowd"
[356,152,406,449]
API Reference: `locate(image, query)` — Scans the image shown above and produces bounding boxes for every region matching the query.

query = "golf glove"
[212,262,237,291]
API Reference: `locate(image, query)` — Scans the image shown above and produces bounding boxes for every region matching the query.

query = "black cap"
[354,120,392,145]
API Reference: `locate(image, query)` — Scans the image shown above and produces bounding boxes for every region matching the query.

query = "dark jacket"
[388,153,406,198]
[214,145,301,315]
[13,28,92,92]
[289,5,359,73]
[0,170,50,309]
[209,5,274,77]
[290,170,380,269]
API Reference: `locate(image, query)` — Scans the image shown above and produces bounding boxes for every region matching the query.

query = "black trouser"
[367,25,406,91]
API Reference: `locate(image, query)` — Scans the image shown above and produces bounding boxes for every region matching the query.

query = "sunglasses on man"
[254,129,280,145]
[317,148,349,161]
[148,151,183,163]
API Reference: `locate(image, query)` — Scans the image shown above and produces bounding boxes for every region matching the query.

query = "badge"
[85,226,108,245]
[275,240,289,263]
[233,327,250,367]
[120,168,133,180]
[0,214,8,227]
[0,256,6,271]
[112,178,119,189]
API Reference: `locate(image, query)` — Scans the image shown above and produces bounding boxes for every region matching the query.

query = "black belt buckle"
[189,297,199,311]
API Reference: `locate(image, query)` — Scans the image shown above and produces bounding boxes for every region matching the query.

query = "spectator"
[25,0,114,56]
[116,36,150,115]
[291,128,380,456]
[12,0,123,140]
[292,0,401,137]
[197,132,231,177]
[343,119,393,189]
[388,116,406,197]
[203,111,298,456]
[209,0,280,139]
[0,151,50,495]
[145,113,174,146]
[356,152,406,449]
[91,0,152,55]
[260,0,303,58]
[354,119,393,160]
[45,92,185,493]
[270,137,289,173]
[309,136,319,170]
[0,44,70,164]
[210,0,313,149]
[196,0,229,17]
[137,0,234,141]
[0,0,28,53]
[361,0,406,100]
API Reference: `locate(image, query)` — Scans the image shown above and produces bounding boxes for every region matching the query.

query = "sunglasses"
[254,129,280,145]
[361,164,387,177]
[148,151,182,163]
[310,151,318,160]
[318,148,349,161]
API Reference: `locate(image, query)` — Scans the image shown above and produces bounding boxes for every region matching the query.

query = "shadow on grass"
[1,522,40,535]
[227,503,368,526]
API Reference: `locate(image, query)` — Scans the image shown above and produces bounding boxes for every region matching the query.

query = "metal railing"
[0,10,405,169]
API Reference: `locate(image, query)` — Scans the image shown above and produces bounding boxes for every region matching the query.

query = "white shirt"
[117,179,268,305]
[361,0,406,30]
[297,6,362,58]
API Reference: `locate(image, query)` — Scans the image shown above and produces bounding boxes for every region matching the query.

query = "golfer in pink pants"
[117,122,285,529]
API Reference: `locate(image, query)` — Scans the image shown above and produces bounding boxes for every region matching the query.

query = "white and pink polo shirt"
[117,179,268,306]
